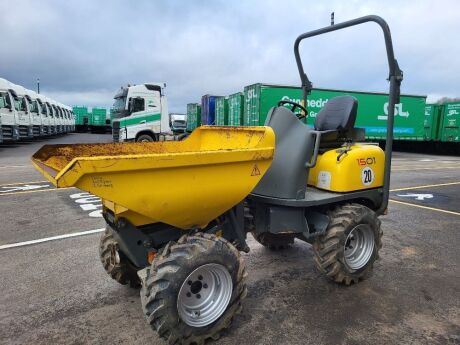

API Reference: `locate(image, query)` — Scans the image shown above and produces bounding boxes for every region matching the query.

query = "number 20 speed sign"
[361,167,374,186]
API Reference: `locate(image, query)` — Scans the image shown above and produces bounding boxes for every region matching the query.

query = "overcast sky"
[0,0,458,111]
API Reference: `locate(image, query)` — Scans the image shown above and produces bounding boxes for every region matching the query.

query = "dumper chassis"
[33,15,402,345]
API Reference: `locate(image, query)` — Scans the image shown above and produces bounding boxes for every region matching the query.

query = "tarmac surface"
[0,133,459,345]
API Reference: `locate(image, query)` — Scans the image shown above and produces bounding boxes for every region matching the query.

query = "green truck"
[186,103,201,132]
[243,83,427,141]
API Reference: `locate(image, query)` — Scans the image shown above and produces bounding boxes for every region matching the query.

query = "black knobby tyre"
[137,134,155,142]
[99,227,141,288]
[141,233,247,345]
[313,203,383,285]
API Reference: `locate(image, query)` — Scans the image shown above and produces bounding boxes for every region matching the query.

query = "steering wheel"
[277,100,308,120]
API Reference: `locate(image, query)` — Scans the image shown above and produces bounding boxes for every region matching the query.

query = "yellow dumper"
[33,126,275,229]
[32,15,401,345]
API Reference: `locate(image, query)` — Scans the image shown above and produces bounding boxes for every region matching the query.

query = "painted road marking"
[69,192,103,218]
[0,165,28,170]
[0,180,48,187]
[0,186,74,196]
[390,181,460,192]
[392,166,460,171]
[0,228,105,250]
[397,193,433,201]
[389,199,460,217]
[0,183,52,194]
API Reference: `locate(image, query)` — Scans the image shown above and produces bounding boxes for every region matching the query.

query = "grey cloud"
[0,0,458,111]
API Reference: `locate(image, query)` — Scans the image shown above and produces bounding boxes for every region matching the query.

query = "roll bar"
[294,15,403,215]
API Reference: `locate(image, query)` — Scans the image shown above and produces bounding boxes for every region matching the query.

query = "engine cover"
[308,144,384,192]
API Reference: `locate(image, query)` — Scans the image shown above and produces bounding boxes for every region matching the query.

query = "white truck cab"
[0,78,19,141]
[9,83,33,139]
[111,82,171,142]
[50,100,63,134]
[25,89,45,137]
[169,113,187,133]
[57,102,67,133]
[43,96,56,135]
[35,94,51,136]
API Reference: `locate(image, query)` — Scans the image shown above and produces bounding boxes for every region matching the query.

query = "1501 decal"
[357,157,376,166]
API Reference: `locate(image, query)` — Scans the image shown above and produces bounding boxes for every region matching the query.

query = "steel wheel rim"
[177,263,233,327]
[344,224,375,270]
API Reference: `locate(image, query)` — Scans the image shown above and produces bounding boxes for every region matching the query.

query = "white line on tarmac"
[0,165,28,169]
[0,180,48,187]
[0,228,105,250]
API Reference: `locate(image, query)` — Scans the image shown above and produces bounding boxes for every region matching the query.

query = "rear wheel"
[99,227,141,288]
[313,203,382,285]
[141,233,247,345]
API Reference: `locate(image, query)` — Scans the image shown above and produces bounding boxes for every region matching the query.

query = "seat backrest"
[252,106,314,200]
[314,96,358,132]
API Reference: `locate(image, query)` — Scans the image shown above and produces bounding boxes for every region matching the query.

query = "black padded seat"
[314,96,361,147]
[314,96,358,132]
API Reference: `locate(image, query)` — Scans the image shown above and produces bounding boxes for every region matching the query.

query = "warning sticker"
[317,171,331,189]
[251,164,261,176]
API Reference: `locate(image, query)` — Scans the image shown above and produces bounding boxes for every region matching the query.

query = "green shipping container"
[440,102,460,142]
[228,92,244,126]
[91,107,107,127]
[72,106,89,126]
[215,97,228,125]
[186,103,201,132]
[243,84,305,126]
[423,104,443,140]
[243,83,427,141]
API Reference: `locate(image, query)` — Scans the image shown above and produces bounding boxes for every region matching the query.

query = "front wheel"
[141,233,247,345]
[136,134,155,142]
[313,203,382,285]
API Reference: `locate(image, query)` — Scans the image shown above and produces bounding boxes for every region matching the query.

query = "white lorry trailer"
[111,82,172,142]
[0,78,19,141]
